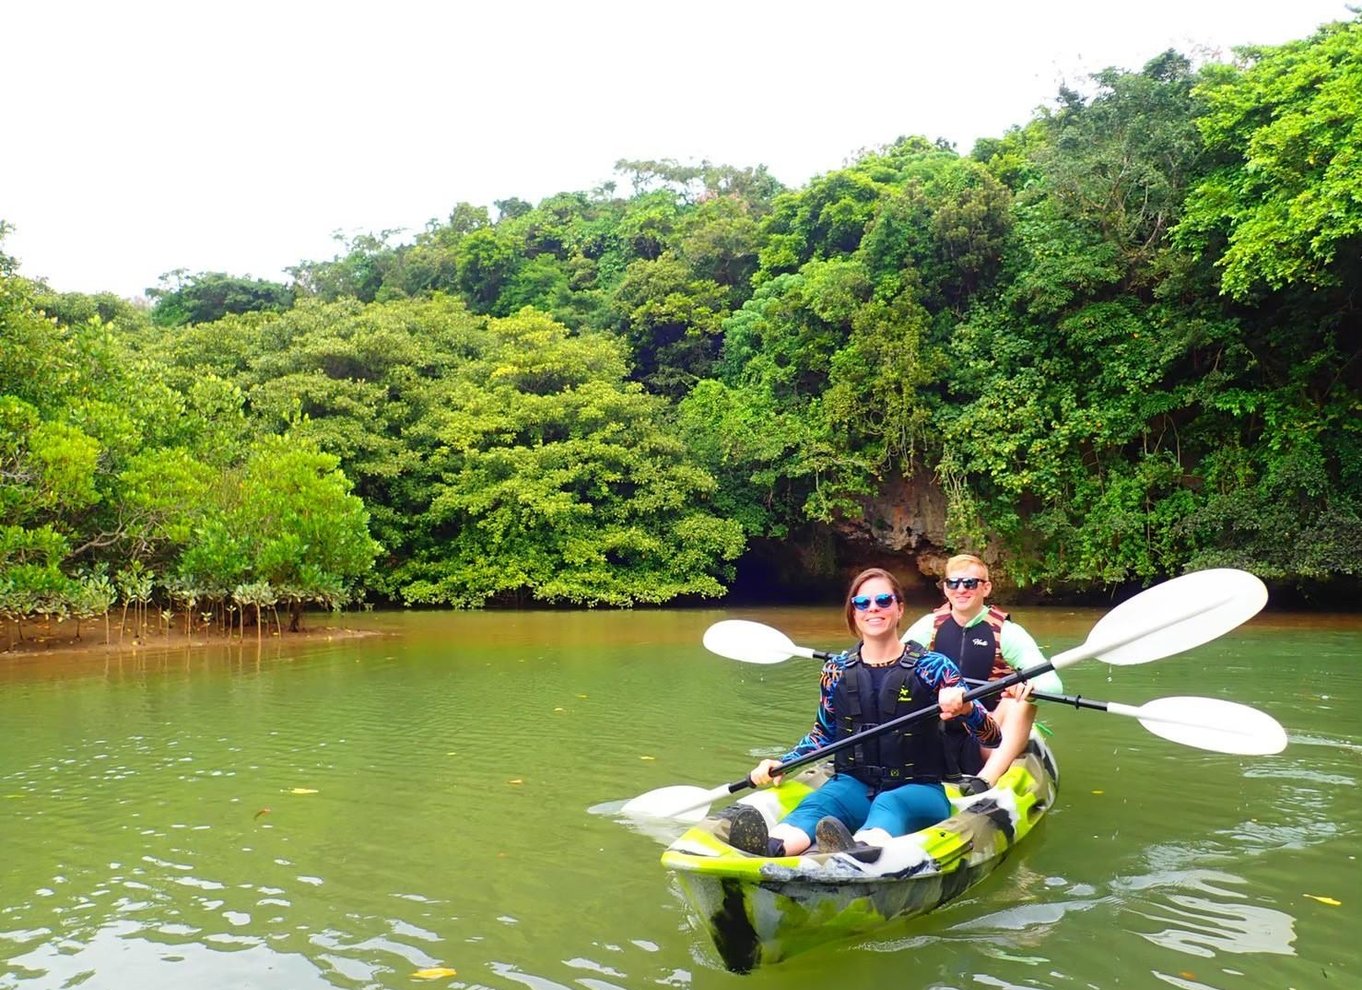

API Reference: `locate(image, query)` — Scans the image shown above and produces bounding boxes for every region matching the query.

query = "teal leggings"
[782,773,951,839]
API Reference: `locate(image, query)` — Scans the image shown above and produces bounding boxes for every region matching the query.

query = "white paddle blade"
[703,619,801,664]
[1082,568,1268,666]
[1126,696,1288,755]
[619,784,725,822]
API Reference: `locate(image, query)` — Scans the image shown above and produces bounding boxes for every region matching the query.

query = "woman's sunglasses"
[944,577,985,590]
[852,593,899,611]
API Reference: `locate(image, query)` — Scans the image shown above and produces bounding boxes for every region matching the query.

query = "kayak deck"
[660,734,1059,971]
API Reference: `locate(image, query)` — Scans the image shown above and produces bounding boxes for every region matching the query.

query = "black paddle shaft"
[963,677,1110,713]
[722,660,1057,794]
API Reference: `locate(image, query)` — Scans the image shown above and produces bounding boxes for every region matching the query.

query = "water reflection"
[860,863,1298,983]
[1122,870,1296,957]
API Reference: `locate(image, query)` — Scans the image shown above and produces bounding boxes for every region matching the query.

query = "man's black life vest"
[930,603,1011,710]
[832,641,948,789]
[930,604,1011,776]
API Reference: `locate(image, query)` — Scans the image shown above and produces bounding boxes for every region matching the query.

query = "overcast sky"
[2,0,1353,299]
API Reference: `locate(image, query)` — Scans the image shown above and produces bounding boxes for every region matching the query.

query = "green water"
[1,606,1357,989]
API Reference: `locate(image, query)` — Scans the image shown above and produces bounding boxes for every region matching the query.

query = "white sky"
[2,0,1354,299]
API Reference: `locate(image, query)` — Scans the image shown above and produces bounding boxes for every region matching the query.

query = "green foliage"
[822,291,941,480]
[455,227,522,311]
[177,434,379,608]
[927,23,1362,587]
[396,308,744,606]
[147,270,294,326]
[612,252,729,397]
[858,155,1014,312]
[689,247,944,530]
[119,447,216,550]
[755,138,952,278]
[1176,19,1362,299]
[287,230,407,303]
[614,158,784,207]
[1003,51,1206,317]
[140,290,743,607]
[158,295,484,569]
[237,435,380,603]
[32,289,145,330]
[1041,52,1203,285]
[22,420,103,516]
[0,523,77,623]
[675,194,764,297]
[687,143,1015,540]
[1,260,385,626]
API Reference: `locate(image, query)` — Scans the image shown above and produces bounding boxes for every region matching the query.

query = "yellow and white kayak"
[660,733,1059,971]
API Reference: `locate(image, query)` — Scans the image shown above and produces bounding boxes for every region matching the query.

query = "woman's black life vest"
[832,642,948,789]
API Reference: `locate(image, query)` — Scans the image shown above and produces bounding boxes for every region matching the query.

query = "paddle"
[704,620,1287,756]
[620,568,1268,821]
[965,682,1287,756]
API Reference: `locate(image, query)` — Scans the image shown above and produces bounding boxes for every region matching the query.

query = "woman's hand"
[937,685,968,719]
[1003,681,1035,702]
[748,758,785,788]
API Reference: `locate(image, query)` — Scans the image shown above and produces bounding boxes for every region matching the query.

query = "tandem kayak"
[659,732,1059,971]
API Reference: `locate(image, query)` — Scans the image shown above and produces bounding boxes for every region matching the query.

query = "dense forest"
[2,18,1360,634]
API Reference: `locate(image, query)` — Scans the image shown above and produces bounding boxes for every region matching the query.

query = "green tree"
[396,308,744,606]
[178,435,379,628]
[1176,18,1362,298]
[611,252,729,397]
[147,270,294,326]
[0,524,77,641]
[287,230,407,303]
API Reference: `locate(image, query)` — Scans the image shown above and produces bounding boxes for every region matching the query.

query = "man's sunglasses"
[851,593,899,611]
[944,577,985,590]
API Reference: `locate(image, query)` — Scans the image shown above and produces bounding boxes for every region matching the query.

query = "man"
[901,554,1062,791]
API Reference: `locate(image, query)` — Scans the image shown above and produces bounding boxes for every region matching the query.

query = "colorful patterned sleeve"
[917,648,1001,746]
[780,653,845,763]
[963,703,1003,747]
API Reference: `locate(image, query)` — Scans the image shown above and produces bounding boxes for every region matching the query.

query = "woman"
[728,568,1002,857]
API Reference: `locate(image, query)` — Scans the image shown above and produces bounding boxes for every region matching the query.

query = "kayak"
[659,732,1059,971]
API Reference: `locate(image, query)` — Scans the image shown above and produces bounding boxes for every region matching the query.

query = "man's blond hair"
[944,553,990,579]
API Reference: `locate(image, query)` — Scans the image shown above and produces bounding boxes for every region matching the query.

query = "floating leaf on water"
[1090,789,1104,795]
[553,707,566,712]
[253,808,271,820]
[640,755,656,761]
[411,966,458,979]
[507,778,523,785]
[289,788,318,795]
[1303,893,1341,906]
[577,694,588,699]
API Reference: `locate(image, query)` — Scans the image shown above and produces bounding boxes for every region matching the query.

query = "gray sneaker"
[815,815,856,853]
[726,806,770,856]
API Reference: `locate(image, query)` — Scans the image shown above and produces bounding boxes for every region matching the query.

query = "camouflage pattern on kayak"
[660,733,1059,972]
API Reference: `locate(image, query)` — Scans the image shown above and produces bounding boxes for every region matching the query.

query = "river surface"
[1,604,1358,989]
